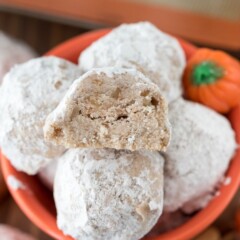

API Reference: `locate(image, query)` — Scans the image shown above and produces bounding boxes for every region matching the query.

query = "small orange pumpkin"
[183,48,240,113]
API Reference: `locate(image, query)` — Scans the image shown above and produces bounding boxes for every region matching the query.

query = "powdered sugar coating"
[0,57,82,174]
[0,225,36,240]
[0,31,36,84]
[38,158,59,190]
[163,98,236,213]
[78,22,186,102]
[54,148,164,240]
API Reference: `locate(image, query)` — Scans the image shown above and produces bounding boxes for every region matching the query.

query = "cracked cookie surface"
[44,67,171,151]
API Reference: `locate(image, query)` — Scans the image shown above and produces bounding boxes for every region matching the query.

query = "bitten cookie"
[163,98,236,213]
[78,22,186,102]
[0,57,82,174]
[0,31,36,83]
[54,148,164,240]
[0,225,36,240]
[44,67,170,151]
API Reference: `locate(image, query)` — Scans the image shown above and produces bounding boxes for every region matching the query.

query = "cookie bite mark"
[44,67,171,151]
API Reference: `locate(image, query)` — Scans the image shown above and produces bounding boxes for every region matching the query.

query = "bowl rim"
[1,29,240,240]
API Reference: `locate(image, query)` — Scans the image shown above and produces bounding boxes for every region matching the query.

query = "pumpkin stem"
[192,61,224,85]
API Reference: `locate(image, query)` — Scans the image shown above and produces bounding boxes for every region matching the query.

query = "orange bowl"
[1,29,240,240]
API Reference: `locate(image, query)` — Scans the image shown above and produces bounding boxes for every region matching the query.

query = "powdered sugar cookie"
[163,98,236,213]
[0,57,82,174]
[0,32,36,83]
[78,22,186,103]
[44,67,170,151]
[0,225,35,240]
[54,148,164,240]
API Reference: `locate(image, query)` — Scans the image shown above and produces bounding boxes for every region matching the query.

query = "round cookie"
[0,31,36,84]
[38,158,59,190]
[54,148,164,240]
[163,98,236,213]
[78,22,186,103]
[44,67,170,151]
[0,225,36,240]
[0,56,82,174]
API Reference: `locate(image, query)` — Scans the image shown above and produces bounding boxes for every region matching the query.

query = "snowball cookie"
[44,67,171,151]
[78,22,186,103]
[163,98,236,213]
[38,157,59,190]
[0,224,36,240]
[54,148,164,240]
[0,57,82,174]
[0,31,36,84]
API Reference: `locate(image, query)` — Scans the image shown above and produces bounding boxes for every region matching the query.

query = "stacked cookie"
[44,66,170,240]
[0,22,236,240]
